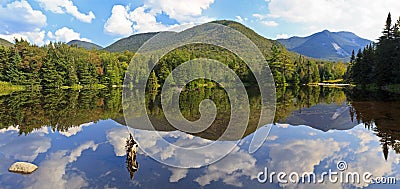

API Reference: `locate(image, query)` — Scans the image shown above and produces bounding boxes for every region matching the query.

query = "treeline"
[0,39,132,89]
[129,43,346,91]
[347,13,400,86]
[269,45,346,85]
[0,39,345,90]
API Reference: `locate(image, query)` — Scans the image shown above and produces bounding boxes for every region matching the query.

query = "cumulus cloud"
[0,0,46,33]
[128,6,173,34]
[0,126,51,162]
[47,27,91,42]
[268,0,400,40]
[24,141,98,189]
[0,28,46,45]
[36,0,95,23]
[194,146,258,187]
[144,0,214,23]
[132,129,236,168]
[104,5,175,36]
[168,168,189,183]
[104,0,215,36]
[104,5,133,36]
[106,127,130,157]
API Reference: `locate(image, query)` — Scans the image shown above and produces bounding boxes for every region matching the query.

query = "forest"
[0,22,347,91]
[348,13,400,89]
[0,39,132,89]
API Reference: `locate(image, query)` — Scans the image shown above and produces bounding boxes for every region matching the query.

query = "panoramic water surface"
[0,87,399,189]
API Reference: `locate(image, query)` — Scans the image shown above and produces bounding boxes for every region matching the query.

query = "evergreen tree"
[40,45,63,88]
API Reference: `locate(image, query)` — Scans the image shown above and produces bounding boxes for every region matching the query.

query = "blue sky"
[1,0,400,47]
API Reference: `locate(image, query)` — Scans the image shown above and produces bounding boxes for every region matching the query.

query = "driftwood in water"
[126,133,139,180]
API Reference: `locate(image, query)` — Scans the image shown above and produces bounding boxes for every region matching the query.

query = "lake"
[0,87,399,189]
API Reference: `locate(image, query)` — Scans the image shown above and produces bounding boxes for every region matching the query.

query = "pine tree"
[40,45,63,88]
[6,48,23,84]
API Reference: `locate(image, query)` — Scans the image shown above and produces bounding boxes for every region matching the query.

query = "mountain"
[67,40,103,50]
[212,20,282,56]
[104,21,285,57]
[0,38,13,47]
[104,32,159,52]
[278,30,372,61]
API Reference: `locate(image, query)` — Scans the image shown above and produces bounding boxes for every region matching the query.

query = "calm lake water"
[0,87,400,189]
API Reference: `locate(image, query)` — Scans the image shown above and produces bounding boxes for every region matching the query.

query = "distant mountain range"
[67,40,103,50]
[278,30,372,61]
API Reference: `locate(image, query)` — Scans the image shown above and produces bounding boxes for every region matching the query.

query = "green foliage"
[348,13,400,87]
[0,39,133,89]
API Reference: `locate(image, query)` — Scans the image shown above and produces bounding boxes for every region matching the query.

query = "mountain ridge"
[0,38,13,47]
[67,40,103,50]
[103,32,159,52]
[278,30,372,61]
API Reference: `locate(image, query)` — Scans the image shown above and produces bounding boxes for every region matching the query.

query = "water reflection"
[0,89,123,134]
[0,87,399,188]
[347,89,400,161]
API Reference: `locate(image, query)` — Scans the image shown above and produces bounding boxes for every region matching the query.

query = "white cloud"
[47,27,91,42]
[276,33,289,39]
[261,20,278,27]
[252,12,278,27]
[24,141,98,189]
[0,0,46,33]
[0,127,51,162]
[194,146,258,187]
[168,168,188,182]
[104,5,133,36]
[104,0,215,36]
[235,16,248,23]
[59,122,93,137]
[268,0,400,40]
[106,127,130,157]
[252,13,268,20]
[0,28,46,45]
[128,6,173,34]
[144,0,215,23]
[36,0,95,23]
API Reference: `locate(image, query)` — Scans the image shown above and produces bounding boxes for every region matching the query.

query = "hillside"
[67,40,103,50]
[104,20,294,60]
[104,32,159,52]
[212,20,282,55]
[278,30,371,61]
[0,38,13,47]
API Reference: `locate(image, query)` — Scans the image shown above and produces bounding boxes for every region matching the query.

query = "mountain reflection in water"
[0,86,399,188]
